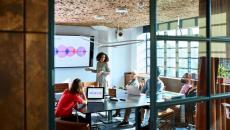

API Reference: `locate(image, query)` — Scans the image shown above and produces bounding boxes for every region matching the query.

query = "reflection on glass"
[211,0,229,38]
[157,0,206,37]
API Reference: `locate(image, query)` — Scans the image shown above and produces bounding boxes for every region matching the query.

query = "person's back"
[55,78,87,122]
[141,78,164,97]
[55,89,85,117]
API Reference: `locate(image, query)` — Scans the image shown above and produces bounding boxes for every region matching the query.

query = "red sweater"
[55,89,85,117]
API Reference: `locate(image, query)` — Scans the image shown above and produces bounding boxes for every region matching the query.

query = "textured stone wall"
[0,0,49,130]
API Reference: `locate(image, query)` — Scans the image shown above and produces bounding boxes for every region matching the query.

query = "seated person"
[180,73,194,95]
[113,72,140,126]
[140,67,165,124]
[55,78,87,123]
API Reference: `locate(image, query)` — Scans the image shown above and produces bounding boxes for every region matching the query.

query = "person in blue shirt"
[140,67,165,124]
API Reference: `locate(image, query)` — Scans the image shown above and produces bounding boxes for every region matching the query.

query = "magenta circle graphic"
[67,46,75,57]
[77,47,86,57]
[57,45,66,58]
[55,45,87,58]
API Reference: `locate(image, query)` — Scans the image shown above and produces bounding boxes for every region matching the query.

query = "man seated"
[113,72,140,126]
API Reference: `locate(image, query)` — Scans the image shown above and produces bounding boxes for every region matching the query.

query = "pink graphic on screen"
[55,45,87,58]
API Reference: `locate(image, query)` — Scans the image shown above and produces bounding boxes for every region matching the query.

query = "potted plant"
[217,64,228,84]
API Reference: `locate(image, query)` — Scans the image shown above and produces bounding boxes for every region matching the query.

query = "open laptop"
[126,85,141,96]
[86,87,105,102]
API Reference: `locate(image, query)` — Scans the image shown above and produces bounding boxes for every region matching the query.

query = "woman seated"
[55,78,87,123]
[180,73,194,95]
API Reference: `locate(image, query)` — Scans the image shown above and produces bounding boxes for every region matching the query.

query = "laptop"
[126,85,141,96]
[86,87,105,102]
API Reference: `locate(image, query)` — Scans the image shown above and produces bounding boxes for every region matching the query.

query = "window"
[145,18,199,78]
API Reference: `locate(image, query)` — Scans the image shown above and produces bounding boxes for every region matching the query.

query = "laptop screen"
[86,87,104,99]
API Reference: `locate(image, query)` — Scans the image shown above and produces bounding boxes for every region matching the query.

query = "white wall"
[54,25,98,83]
[54,25,143,87]
[101,27,143,87]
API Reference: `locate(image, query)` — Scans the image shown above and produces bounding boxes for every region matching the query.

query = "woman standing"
[85,52,110,88]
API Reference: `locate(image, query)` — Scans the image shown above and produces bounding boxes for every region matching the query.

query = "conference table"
[62,89,184,130]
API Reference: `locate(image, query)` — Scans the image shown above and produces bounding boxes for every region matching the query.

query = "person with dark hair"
[180,73,193,94]
[55,78,87,122]
[85,52,110,88]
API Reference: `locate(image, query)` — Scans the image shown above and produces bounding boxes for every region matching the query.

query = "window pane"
[179,59,188,68]
[157,58,164,67]
[147,58,150,65]
[178,49,188,57]
[167,49,176,57]
[179,68,188,77]
[158,67,164,76]
[191,27,199,36]
[157,49,164,57]
[177,28,188,36]
[191,59,198,69]
[191,48,198,58]
[191,69,198,78]
[166,68,176,77]
[147,40,150,48]
[147,49,150,57]
[166,30,176,36]
[178,41,188,48]
[157,31,165,35]
[157,41,164,48]
[191,41,199,47]
[166,41,176,48]
[166,59,176,67]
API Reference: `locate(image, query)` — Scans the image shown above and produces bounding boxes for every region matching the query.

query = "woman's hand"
[97,71,103,76]
[85,67,91,71]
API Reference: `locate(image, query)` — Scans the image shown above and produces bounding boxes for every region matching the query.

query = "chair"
[55,118,90,130]
[222,103,230,119]
[55,83,69,93]
[158,108,176,130]
[82,81,99,87]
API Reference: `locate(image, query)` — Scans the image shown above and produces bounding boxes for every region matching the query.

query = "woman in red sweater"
[55,78,87,122]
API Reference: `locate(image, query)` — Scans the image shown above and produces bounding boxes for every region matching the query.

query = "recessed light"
[116,7,128,14]
[94,15,105,20]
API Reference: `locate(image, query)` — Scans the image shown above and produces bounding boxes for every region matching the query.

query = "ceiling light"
[115,7,128,14]
[94,15,105,20]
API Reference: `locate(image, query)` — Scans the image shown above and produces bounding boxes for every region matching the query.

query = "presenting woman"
[85,52,110,88]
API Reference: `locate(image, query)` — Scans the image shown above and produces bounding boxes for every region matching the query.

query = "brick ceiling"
[55,0,199,28]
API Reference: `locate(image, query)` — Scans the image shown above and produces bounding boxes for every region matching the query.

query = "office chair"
[55,118,90,130]
[54,83,69,93]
